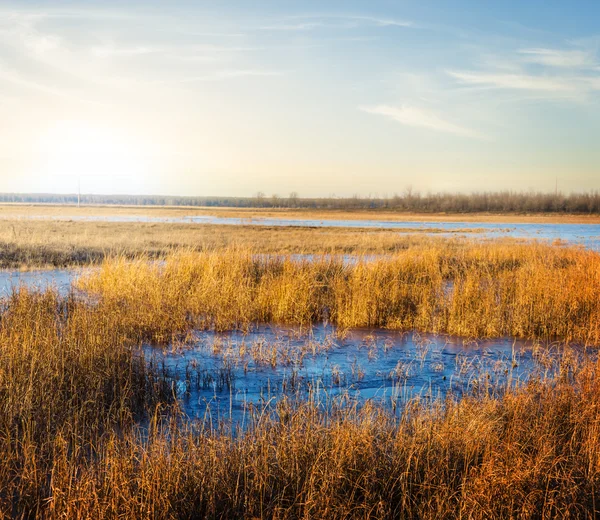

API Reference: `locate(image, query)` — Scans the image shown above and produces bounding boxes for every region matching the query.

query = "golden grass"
[2,235,600,517]
[0,287,598,518]
[58,363,600,519]
[79,242,600,344]
[0,289,170,518]
[0,219,466,269]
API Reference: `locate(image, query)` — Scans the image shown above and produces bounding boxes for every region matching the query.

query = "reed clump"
[0,289,168,517]
[79,242,600,344]
[9,352,600,519]
[0,279,599,517]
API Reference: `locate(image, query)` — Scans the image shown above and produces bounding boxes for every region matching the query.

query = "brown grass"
[1,236,600,518]
[78,242,600,344]
[0,289,169,518]
[55,363,600,519]
[0,219,470,269]
[0,289,598,518]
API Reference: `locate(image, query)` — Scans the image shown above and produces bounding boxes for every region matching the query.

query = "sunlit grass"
[1,239,599,517]
[79,242,600,344]
[0,289,597,518]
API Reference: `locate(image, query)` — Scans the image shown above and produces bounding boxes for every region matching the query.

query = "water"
[0,269,81,297]
[0,268,580,426]
[149,324,568,426]
[11,214,600,250]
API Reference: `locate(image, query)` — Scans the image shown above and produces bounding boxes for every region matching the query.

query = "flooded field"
[1,240,595,431]
[7,213,600,249]
[0,267,577,427]
[1,239,598,518]
[0,268,81,296]
[151,324,571,426]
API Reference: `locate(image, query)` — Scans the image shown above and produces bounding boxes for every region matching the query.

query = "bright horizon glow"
[35,120,150,187]
[0,1,599,197]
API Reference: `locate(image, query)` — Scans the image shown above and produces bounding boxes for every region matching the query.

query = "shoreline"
[1,203,600,224]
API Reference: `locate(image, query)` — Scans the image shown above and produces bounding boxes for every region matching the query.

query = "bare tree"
[288,192,299,208]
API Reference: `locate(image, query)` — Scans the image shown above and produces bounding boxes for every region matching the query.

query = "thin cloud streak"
[359,104,484,139]
[519,48,595,68]
[447,70,588,93]
[158,69,285,84]
[343,15,412,27]
[259,14,412,31]
[91,45,161,58]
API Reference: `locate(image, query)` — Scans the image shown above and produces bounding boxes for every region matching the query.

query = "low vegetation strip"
[0,219,457,269]
[0,290,598,518]
[78,243,600,344]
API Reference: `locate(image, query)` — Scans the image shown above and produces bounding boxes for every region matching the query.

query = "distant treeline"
[1,190,600,214]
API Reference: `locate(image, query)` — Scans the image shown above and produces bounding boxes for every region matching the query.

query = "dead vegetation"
[79,243,600,344]
[0,290,598,518]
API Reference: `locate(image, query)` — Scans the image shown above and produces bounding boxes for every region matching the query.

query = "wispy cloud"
[0,61,101,105]
[344,15,412,28]
[519,48,595,68]
[164,69,284,84]
[259,14,412,31]
[259,22,324,31]
[210,69,283,79]
[447,70,580,93]
[359,104,483,139]
[91,45,161,58]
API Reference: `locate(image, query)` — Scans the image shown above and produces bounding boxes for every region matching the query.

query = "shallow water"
[11,214,600,250]
[0,266,582,427]
[0,269,81,296]
[149,324,568,426]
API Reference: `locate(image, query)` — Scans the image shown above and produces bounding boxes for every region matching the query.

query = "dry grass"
[0,289,169,519]
[79,242,600,344]
[2,203,600,223]
[55,362,600,519]
[0,288,598,518]
[0,219,468,269]
[1,232,600,517]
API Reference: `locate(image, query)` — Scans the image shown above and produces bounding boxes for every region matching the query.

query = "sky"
[1,0,600,197]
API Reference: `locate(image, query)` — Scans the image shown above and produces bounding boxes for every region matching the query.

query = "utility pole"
[78,176,81,208]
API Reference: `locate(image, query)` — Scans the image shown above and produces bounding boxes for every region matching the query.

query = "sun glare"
[36,120,149,189]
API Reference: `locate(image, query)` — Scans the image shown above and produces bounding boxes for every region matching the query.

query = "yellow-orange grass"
[0,290,166,518]
[79,243,600,344]
[0,289,599,518]
[22,356,600,519]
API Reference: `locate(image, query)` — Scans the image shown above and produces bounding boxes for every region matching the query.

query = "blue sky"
[1,1,599,196]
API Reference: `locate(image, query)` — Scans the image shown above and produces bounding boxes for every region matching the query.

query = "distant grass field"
[0,218,483,269]
[1,202,600,223]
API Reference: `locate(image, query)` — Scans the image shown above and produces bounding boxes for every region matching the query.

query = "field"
[0,218,481,269]
[1,208,599,518]
[2,202,600,222]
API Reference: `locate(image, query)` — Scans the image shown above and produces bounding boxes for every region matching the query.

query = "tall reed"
[8,350,600,519]
[0,289,168,517]
[78,243,600,344]
[0,280,598,517]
